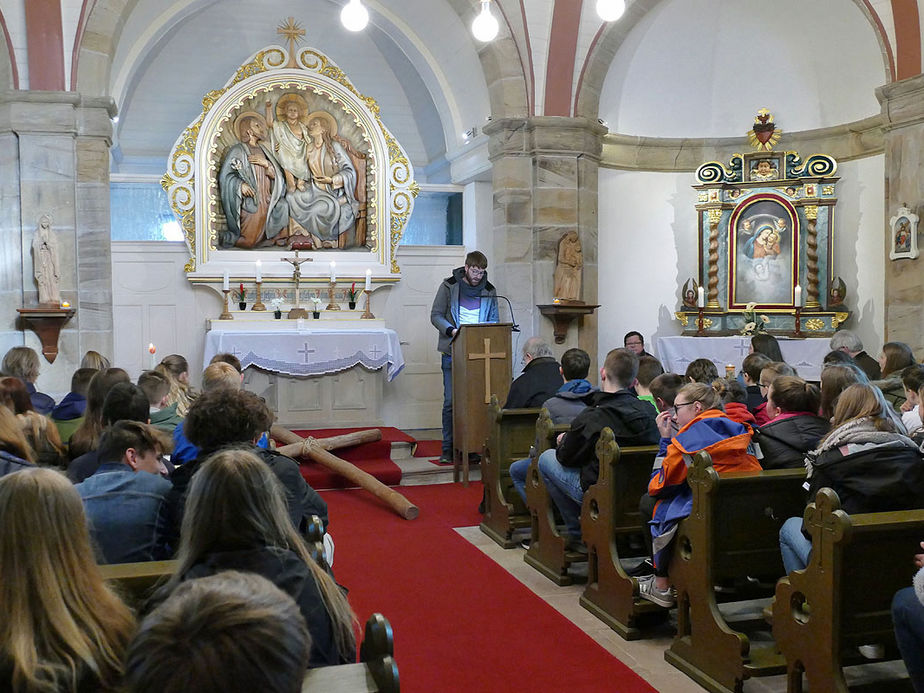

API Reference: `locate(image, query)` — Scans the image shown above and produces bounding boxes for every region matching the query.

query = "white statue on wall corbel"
[889,204,919,261]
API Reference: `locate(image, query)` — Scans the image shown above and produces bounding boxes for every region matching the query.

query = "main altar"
[161,18,418,426]
[675,111,850,337]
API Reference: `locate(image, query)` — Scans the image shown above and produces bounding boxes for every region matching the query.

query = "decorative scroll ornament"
[786,153,837,179]
[747,108,782,151]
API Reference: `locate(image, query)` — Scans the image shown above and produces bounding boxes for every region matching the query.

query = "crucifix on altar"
[282,249,313,319]
[450,323,513,485]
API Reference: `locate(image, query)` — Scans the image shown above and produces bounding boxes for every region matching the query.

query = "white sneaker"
[638,575,675,608]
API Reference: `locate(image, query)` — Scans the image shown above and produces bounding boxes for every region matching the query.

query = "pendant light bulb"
[471,0,499,42]
[341,0,369,32]
[596,0,626,22]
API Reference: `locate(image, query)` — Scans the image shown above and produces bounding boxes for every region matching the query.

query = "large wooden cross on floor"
[468,337,506,404]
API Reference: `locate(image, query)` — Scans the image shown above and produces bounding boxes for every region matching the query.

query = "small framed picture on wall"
[889,204,920,260]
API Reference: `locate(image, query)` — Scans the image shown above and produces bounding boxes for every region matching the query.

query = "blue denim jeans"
[779,516,812,574]
[510,457,530,504]
[893,585,924,692]
[441,353,452,458]
[536,448,584,539]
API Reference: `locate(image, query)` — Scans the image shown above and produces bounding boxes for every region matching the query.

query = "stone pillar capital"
[484,116,607,162]
[877,73,924,132]
[0,91,115,141]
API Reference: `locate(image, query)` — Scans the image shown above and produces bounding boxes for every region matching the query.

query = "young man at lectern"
[430,251,500,465]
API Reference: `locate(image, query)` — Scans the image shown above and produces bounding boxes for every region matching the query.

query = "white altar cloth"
[656,336,831,382]
[204,327,404,381]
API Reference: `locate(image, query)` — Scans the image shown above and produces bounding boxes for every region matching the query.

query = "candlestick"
[696,306,705,336]
[255,260,262,283]
[252,281,266,311]
[794,306,803,338]
[219,289,233,320]
[326,281,341,311]
[365,268,372,291]
[148,343,156,370]
[361,289,375,319]
[697,286,705,308]
[223,271,229,291]
[329,261,336,283]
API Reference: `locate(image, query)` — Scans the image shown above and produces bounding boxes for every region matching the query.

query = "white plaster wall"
[599,0,886,137]
[597,159,886,368]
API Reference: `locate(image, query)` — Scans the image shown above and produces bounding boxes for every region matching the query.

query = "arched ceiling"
[83,0,490,181]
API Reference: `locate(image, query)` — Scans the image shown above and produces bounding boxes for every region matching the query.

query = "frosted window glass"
[110,182,183,241]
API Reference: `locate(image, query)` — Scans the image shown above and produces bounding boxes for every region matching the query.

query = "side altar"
[675,111,849,337]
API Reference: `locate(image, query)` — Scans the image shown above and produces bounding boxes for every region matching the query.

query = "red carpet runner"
[288,427,408,489]
[321,483,657,693]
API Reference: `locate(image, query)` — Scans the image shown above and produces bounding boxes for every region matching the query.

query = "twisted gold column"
[803,205,820,309]
[706,209,722,309]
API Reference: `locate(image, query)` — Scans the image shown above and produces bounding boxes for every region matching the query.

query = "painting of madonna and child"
[729,196,798,307]
[216,90,370,251]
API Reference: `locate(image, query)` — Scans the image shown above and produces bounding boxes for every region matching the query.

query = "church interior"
[2,0,924,691]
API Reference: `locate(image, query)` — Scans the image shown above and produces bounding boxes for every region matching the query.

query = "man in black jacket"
[536,348,659,544]
[504,337,563,409]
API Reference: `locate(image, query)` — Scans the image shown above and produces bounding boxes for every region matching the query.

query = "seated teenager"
[80,350,111,370]
[165,387,328,547]
[685,358,718,384]
[51,367,96,443]
[754,375,829,469]
[779,383,924,574]
[0,468,135,691]
[823,349,855,368]
[819,362,868,420]
[152,450,355,668]
[68,381,150,483]
[648,372,685,422]
[536,348,659,549]
[504,337,563,409]
[76,421,173,563]
[0,406,34,478]
[125,571,311,693]
[891,542,924,693]
[751,333,784,362]
[641,383,760,607]
[873,341,917,412]
[155,354,196,418]
[0,376,66,467]
[741,352,772,412]
[754,361,797,426]
[636,355,665,411]
[712,377,756,426]
[1,346,55,415]
[900,364,924,434]
[509,348,597,504]
[209,351,242,373]
[68,367,131,462]
[138,370,183,434]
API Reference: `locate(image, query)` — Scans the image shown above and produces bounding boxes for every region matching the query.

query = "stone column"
[0,90,115,394]
[485,116,605,370]
[877,76,924,356]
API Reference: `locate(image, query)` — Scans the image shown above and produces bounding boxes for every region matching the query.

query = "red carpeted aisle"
[321,483,656,693]
[287,427,409,489]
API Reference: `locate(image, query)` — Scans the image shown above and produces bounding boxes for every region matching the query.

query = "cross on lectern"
[468,337,507,404]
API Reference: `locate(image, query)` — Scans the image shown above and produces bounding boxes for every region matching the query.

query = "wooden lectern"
[451,323,513,485]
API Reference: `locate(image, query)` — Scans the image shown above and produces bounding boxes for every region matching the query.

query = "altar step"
[393,429,481,486]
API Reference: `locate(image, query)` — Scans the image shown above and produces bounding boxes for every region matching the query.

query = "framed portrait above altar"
[728,193,799,308]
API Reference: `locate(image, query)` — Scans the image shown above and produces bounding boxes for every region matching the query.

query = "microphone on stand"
[483,293,520,332]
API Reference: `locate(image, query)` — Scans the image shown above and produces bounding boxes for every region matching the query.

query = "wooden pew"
[664,451,807,693]
[523,409,585,585]
[303,612,399,692]
[773,488,924,693]
[480,395,541,548]
[579,428,662,640]
[99,559,177,608]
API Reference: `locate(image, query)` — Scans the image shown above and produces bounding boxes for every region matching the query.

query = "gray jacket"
[542,386,598,424]
[430,267,500,354]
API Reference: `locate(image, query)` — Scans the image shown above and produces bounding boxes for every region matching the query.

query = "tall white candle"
[223,271,229,291]
[330,261,336,282]
[794,284,802,307]
[255,260,262,282]
[148,343,156,370]
[365,268,372,291]
[697,286,705,308]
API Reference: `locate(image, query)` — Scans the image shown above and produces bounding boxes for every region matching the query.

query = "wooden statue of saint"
[33,215,60,306]
[553,230,583,303]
